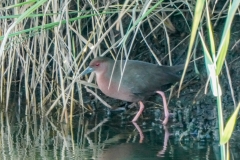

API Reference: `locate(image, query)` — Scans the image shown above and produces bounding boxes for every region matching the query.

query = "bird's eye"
[95,63,100,66]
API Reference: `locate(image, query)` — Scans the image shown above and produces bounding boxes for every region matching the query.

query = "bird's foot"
[162,117,168,125]
[162,112,170,125]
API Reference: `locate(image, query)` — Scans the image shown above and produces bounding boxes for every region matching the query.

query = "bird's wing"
[121,61,181,95]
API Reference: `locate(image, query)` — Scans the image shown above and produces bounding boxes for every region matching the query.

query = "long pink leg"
[131,101,144,122]
[156,91,169,125]
[132,122,144,143]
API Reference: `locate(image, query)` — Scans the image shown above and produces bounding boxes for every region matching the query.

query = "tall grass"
[0,0,183,121]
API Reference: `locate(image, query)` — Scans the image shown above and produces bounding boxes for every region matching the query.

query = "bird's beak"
[81,67,94,76]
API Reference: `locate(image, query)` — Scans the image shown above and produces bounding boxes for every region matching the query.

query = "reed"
[0,1,239,159]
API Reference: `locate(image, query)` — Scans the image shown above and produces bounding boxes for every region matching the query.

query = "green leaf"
[216,0,240,75]
[199,33,222,97]
[205,0,215,58]
[220,103,240,144]
[178,0,205,94]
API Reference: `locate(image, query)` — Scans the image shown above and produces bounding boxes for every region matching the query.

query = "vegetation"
[0,0,239,159]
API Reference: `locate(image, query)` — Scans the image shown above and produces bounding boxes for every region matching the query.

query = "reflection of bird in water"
[96,123,169,160]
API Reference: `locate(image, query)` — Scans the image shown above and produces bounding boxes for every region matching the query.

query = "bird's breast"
[96,74,135,102]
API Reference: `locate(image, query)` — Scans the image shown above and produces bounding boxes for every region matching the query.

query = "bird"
[82,57,184,125]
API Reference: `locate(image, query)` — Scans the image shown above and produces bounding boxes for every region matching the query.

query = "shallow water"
[1,110,236,160]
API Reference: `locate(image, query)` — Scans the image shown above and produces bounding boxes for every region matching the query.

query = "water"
[0,112,232,160]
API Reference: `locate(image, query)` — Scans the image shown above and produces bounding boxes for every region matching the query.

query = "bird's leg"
[131,101,144,122]
[156,91,169,125]
[132,122,144,143]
